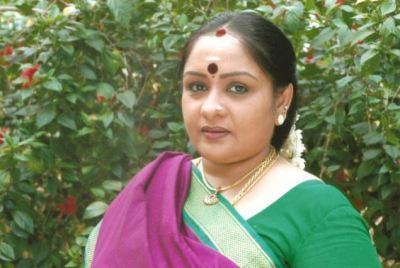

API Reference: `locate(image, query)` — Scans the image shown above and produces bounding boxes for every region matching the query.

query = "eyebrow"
[183,71,207,78]
[183,71,258,81]
[220,71,258,81]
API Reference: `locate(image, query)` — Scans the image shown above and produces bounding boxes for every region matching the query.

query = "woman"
[85,12,381,267]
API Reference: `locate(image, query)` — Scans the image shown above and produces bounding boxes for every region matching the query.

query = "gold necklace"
[231,150,278,206]
[200,147,278,206]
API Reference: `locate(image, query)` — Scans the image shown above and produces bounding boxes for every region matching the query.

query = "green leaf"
[363,131,384,145]
[13,211,34,234]
[66,94,78,104]
[363,149,381,161]
[383,145,400,159]
[57,114,77,130]
[0,242,15,262]
[0,171,11,190]
[351,30,374,46]
[163,35,180,51]
[32,241,49,265]
[64,172,79,182]
[103,51,122,75]
[349,101,363,115]
[38,51,52,63]
[36,104,57,128]
[117,111,134,128]
[312,27,335,47]
[102,180,123,191]
[284,10,304,32]
[177,14,188,28]
[167,122,184,132]
[379,163,390,174]
[85,38,105,52]
[20,88,34,101]
[152,141,172,149]
[83,201,108,219]
[97,83,115,98]
[101,111,114,128]
[148,129,167,139]
[61,45,74,55]
[76,127,95,137]
[90,187,105,199]
[357,161,375,179]
[107,0,135,27]
[327,165,340,172]
[325,114,336,124]
[380,0,396,15]
[380,17,397,37]
[43,78,62,92]
[390,49,400,57]
[336,76,353,89]
[117,91,136,109]
[340,5,353,12]
[388,103,400,110]
[380,184,395,199]
[79,65,97,80]
[360,50,378,65]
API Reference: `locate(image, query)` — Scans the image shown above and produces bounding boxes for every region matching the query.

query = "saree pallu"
[86,152,283,267]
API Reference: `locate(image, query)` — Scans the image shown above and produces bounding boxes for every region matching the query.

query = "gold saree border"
[183,164,282,268]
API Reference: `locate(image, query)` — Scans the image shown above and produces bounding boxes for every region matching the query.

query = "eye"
[227,83,248,94]
[187,82,207,92]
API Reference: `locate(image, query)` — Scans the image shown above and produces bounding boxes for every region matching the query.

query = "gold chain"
[199,152,273,193]
[231,148,278,206]
[199,147,278,206]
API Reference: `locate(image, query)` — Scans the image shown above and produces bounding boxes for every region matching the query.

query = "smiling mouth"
[201,126,230,140]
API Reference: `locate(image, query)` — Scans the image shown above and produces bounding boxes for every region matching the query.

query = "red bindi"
[207,63,218,75]
[215,28,226,37]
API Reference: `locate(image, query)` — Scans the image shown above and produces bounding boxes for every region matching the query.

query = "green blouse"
[247,180,381,267]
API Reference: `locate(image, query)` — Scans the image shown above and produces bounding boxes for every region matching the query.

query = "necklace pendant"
[203,193,219,205]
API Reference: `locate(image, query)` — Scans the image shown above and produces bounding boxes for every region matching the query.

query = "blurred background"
[0,0,399,266]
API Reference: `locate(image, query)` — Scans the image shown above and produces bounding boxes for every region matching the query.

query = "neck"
[201,146,272,189]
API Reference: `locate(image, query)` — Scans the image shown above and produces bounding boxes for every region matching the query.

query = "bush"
[0,0,398,266]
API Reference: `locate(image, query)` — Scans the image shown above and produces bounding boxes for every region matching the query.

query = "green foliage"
[0,0,398,266]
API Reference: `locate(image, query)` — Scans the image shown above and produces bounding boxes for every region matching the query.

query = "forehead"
[185,34,261,72]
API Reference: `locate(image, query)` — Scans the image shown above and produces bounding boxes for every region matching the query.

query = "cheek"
[181,95,197,133]
[235,99,275,136]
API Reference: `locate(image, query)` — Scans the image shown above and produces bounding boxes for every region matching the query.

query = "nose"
[200,90,226,119]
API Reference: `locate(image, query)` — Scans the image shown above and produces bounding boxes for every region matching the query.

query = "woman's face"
[181,33,280,164]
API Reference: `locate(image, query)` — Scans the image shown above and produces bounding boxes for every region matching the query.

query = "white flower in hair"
[280,114,306,170]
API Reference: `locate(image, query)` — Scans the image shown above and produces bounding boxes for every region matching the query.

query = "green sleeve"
[84,221,101,268]
[292,206,381,268]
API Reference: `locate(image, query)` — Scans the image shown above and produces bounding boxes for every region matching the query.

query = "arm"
[292,206,381,268]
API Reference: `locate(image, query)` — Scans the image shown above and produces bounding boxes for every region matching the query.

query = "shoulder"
[267,157,352,213]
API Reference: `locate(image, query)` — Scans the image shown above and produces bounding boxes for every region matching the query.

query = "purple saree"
[91,152,237,267]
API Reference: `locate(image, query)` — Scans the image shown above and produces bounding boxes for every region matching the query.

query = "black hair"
[178,12,298,150]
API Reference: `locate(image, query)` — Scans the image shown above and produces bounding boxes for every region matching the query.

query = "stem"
[319,101,338,178]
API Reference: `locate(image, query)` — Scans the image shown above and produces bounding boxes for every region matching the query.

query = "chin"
[196,147,238,164]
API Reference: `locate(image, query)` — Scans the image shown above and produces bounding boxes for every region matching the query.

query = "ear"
[274,83,293,125]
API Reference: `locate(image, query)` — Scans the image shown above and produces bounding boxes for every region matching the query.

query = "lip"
[201,126,230,140]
